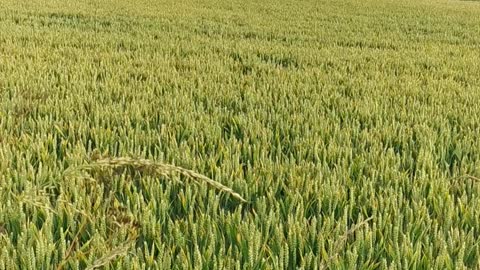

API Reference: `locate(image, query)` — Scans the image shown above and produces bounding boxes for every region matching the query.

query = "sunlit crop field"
[1,0,480,268]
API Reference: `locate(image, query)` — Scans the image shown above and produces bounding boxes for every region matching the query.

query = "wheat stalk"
[85,243,132,270]
[450,174,480,182]
[75,157,247,203]
[320,216,374,270]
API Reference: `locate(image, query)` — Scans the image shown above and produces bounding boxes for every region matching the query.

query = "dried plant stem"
[78,157,247,203]
[86,242,132,270]
[451,174,480,182]
[320,216,374,270]
[57,219,89,270]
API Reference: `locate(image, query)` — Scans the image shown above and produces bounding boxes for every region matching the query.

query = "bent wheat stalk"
[76,157,247,203]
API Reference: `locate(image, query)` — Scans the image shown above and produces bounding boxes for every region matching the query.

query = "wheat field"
[1,0,480,269]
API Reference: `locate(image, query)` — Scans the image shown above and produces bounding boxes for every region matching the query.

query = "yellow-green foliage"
[1,0,480,268]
